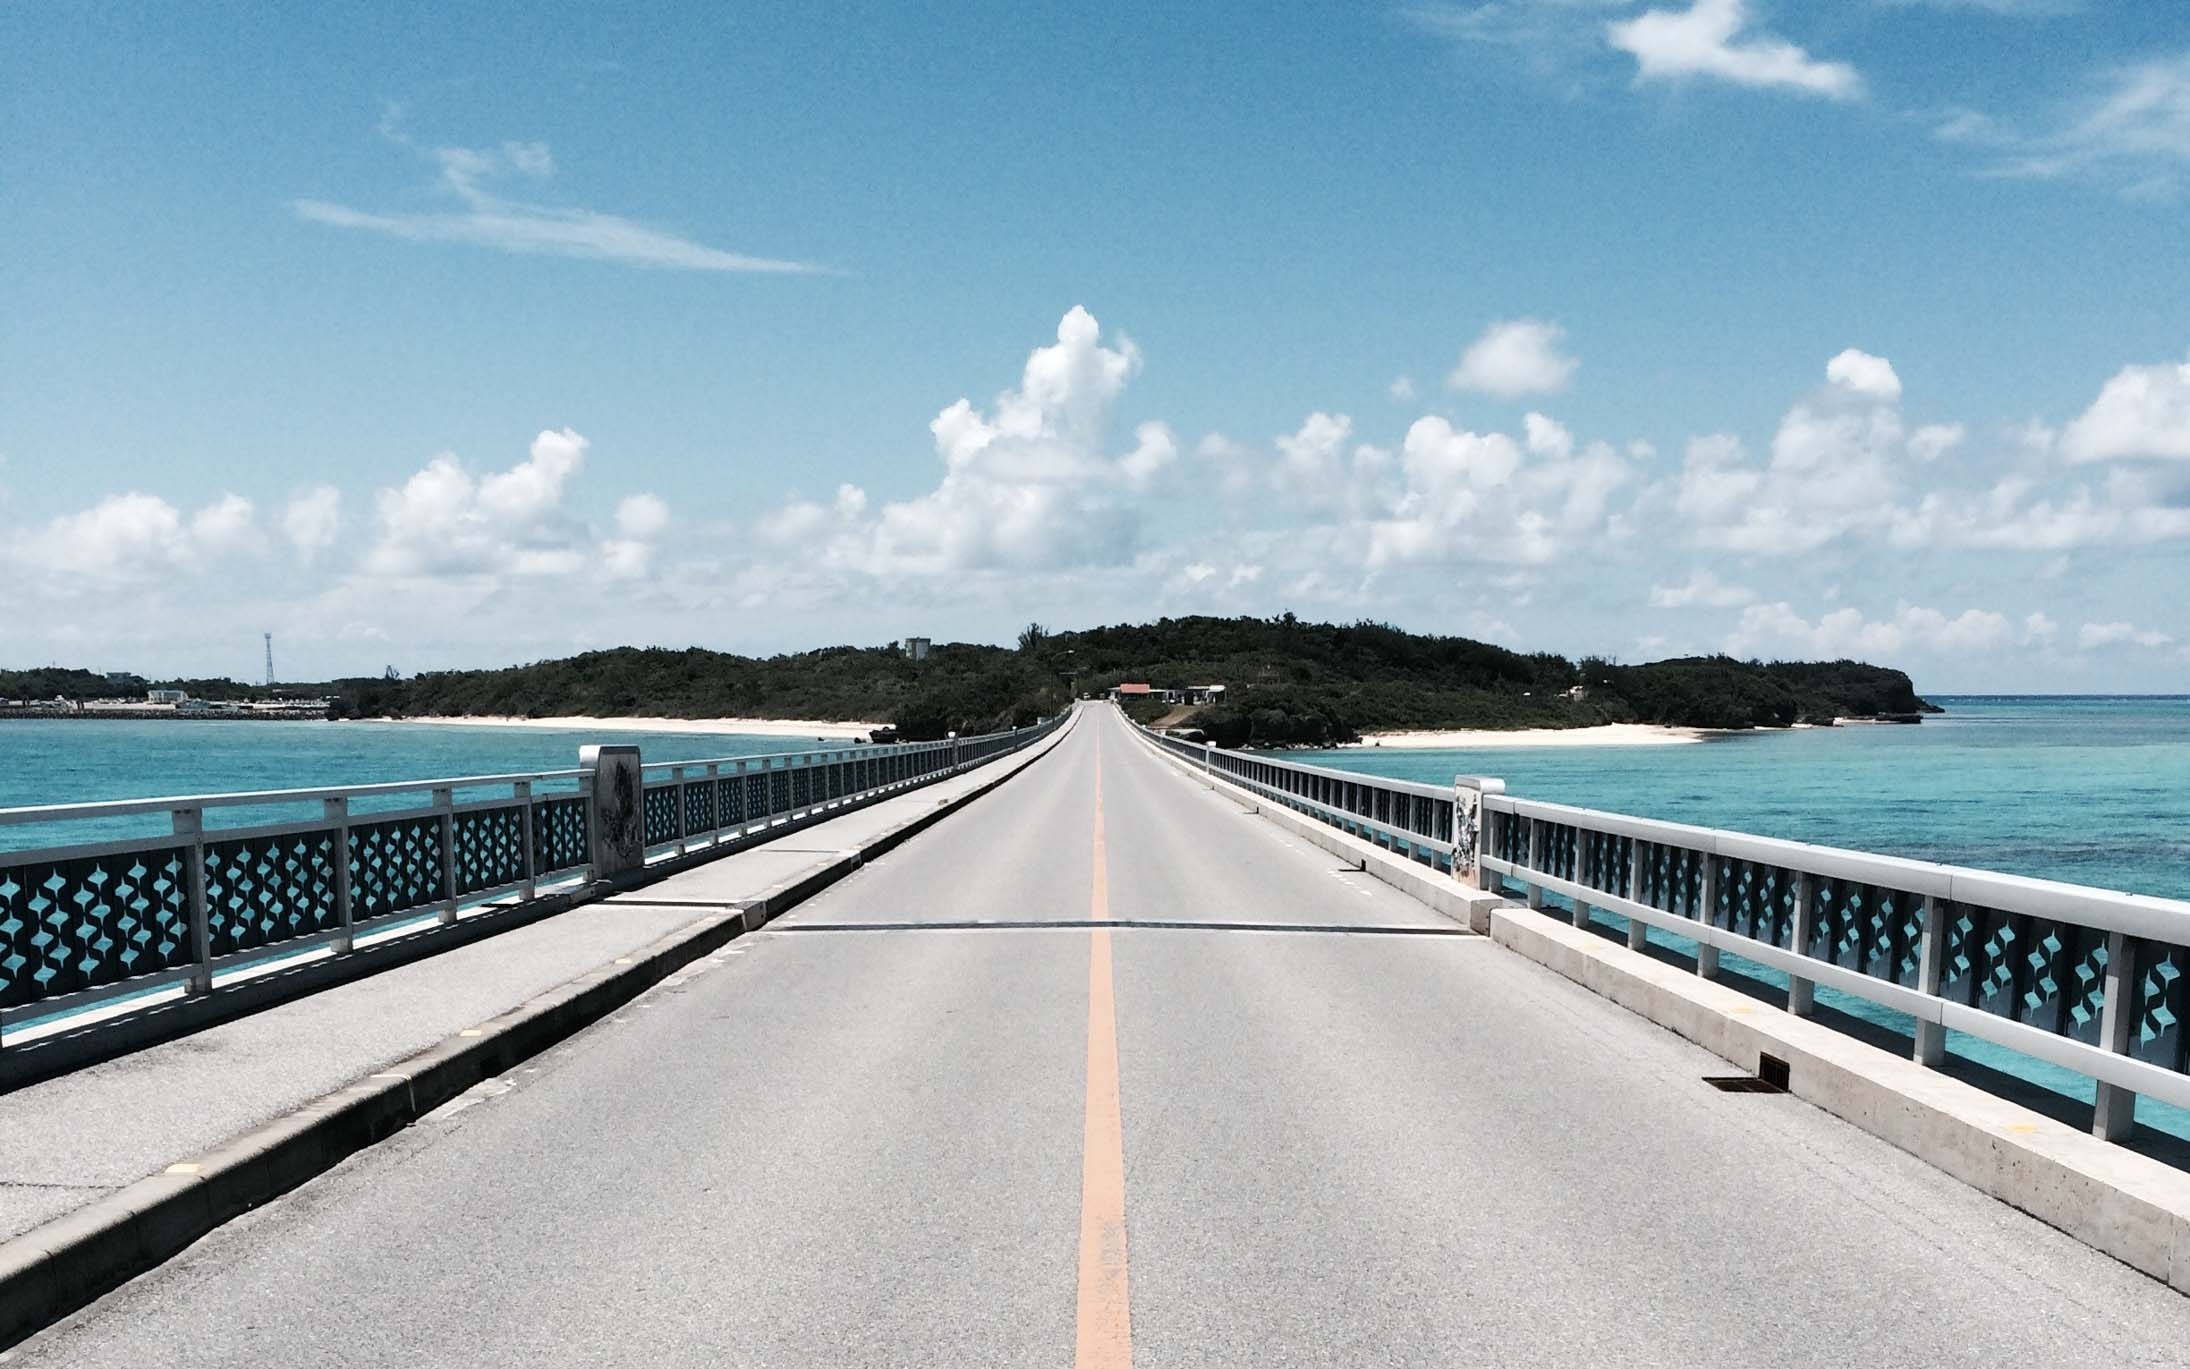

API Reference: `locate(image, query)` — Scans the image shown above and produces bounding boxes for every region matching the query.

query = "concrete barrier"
[1488,906,2190,1291]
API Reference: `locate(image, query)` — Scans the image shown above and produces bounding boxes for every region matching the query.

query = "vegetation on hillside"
[0,668,280,704]
[4,614,1936,746]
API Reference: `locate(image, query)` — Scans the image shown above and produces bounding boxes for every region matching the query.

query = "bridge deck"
[0,738,1057,1246]
[17,705,2190,1365]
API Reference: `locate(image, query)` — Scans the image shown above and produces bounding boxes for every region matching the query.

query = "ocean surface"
[8,698,2181,893]
[0,719,853,849]
[1298,695,2190,902]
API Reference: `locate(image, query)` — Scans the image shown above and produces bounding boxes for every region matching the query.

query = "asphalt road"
[15,704,2190,1367]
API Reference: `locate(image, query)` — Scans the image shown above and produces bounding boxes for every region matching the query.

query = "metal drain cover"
[1705,1053,1790,1093]
[1704,1076,1784,1093]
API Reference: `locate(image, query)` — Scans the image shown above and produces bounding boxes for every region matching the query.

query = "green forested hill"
[7,615,1933,745]
[300,615,1933,745]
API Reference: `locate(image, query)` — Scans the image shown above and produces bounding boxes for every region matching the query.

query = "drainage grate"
[1704,1053,1791,1094]
[1704,1076,1784,1093]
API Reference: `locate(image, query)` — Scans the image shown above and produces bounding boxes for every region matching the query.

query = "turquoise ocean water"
[0,719,849,849]
[1299,696,2190,901]
[4,698,2183,892]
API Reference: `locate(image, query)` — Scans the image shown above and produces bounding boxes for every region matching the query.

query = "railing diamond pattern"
[350,815,445,921]
[0,847,193,1009]
[453,805,527,896]
[204,831,339,955]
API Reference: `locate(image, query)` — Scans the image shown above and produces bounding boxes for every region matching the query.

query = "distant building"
[903,637,931,662]
[148,689,187,705]
[1186,684,1226,706]
[1110,683,1153,702]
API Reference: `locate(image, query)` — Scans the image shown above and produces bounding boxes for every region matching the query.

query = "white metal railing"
[1131,706,2190,1144]
[632,721,1060,857]
[1480,793,2190,1140]
[0,714,1064,1042]
[1131,718,1504,875]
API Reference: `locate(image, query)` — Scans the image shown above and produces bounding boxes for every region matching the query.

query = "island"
[4,615,1935,749]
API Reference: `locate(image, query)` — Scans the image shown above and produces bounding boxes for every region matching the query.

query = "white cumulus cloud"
[2062,355,2190,462]
[1448,318,1578,397]
[1728,601,2012,659]
[1826,348,1903,402]
[365,428,600,578]
[2079,620,2175,650]
[762,307,1169,577]
[282,486,343,563]
[8,491,260,587]
[1607,0,1861,100]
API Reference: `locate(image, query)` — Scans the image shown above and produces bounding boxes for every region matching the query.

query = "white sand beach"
[393,715,883,739]
[1345,723,1716,749]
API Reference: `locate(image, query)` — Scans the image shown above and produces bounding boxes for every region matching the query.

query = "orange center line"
[1076,734,1132,1368]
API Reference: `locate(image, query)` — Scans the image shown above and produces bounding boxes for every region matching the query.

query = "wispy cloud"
[1936,51,2190,199]
[294,122,823,274]
[1397,1,1634,93]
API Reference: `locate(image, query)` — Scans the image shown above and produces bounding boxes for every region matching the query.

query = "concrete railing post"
[433,787,458,925]
[1913,894,1946,1066]
[174,805,212,995]
[580,744,644,885]
[1572,834,1593,928]
[1788,872,1817,1016]
[1696,857,1721,981]
[673,765,689,857]
[1452,777,1502,890]
[1627,839,1649,952]
[325,796,353,954]
[2093,930,2138,1141]
[516,781,538,901]
[1525,819,1546,911]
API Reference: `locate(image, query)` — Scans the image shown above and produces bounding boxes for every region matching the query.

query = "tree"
[1017,622,1050,653]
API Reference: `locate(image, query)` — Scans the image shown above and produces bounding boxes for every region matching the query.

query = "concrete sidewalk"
[0,722,1070,1248]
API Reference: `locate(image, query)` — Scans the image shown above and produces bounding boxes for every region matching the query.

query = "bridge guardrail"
[0,714,1064,1042]
[1132,708,2190,1142]
[1131,719,1504,877]
[1479,792,2190,1139]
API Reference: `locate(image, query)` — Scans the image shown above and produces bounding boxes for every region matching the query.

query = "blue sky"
[3,1,2188,690]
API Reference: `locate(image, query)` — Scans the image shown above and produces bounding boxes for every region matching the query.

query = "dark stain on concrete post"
[581,744,645,883]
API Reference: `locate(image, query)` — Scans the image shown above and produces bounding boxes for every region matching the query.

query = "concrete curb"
[1133,722,2190,1292]
[1136,734,1504,932]
[0,712,1079,1352]
[1490,906,2190,1293]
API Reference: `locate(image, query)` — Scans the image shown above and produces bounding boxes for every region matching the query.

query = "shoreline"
[380,714,883,740]
[1342,723,1722,750]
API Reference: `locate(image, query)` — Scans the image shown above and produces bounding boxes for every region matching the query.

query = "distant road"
[19,705,2190,1366]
